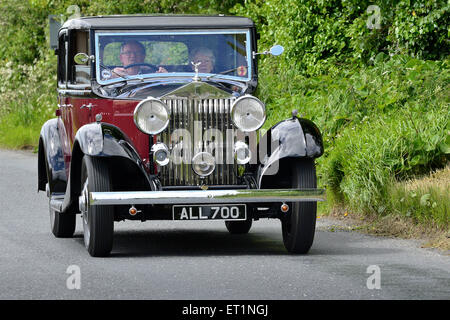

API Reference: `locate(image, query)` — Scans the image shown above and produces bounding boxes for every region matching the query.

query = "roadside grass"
[388,165,449,229]
[0,110,52,150]
[323,165,449,251]
[322,107,449,213]
[327,206,449,251]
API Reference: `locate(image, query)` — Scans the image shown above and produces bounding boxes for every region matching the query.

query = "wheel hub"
[79,179,89,215]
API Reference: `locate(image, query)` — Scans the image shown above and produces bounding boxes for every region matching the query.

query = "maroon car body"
[38,15,325,257]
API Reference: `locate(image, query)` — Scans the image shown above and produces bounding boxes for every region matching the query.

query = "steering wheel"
[124,63,157,71]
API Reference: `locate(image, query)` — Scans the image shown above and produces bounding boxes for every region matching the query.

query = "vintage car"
[38,15,325,257]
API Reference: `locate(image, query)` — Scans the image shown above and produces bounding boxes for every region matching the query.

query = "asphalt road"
[0,149,448,300]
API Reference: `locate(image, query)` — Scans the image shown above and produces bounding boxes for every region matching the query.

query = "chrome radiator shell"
[158,98,239,186]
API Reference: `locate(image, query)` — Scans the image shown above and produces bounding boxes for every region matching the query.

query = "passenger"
[190,47,215,73]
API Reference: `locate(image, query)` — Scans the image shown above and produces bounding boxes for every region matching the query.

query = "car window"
[102,41,188,66]
[95,30,251,83]
[57,32,67,86]
[72,31,90,85]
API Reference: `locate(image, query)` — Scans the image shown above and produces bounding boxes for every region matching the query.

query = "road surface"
[0,149,448,299]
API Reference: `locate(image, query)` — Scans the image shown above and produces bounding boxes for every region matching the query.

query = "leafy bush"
[233,0,449,75]
[257,54,449,220]
[0,51,56,148]
[323,108,449,212]
[0,0,243,66]
[387,0,449,60]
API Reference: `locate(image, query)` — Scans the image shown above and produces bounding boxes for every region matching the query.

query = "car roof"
[62,14,255,30]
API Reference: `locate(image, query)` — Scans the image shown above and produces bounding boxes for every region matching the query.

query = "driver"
[112,40,167,77]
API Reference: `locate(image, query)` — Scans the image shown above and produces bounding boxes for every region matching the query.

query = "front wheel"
[46,155,75,238]
[281,158,317,254]
[80,156,114,257]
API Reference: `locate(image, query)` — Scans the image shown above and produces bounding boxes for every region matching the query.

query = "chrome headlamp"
[134,97,170,135]
[192,152,216,177]
[231,95,266,132]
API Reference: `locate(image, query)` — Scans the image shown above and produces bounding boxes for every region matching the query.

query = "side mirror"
[269,45,284,56]
[252,44,284,59]
[74,53,90,65]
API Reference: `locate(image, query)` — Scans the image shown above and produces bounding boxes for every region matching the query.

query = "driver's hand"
[112,67,127,78]
[156,66,168,73]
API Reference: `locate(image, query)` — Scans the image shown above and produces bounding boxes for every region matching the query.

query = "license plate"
[173,204,247,221]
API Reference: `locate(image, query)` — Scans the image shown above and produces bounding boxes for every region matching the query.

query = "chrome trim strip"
[89,188,326,205]
[50,195,65,212]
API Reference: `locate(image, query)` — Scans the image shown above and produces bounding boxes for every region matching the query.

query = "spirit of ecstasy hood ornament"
[191,61,202,81]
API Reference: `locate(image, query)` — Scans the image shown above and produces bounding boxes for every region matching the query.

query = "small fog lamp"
[192,152,216,177]
[151,143,170,166]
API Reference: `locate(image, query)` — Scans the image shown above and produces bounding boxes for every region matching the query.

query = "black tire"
[49,201,76,238]
[46,155,76,238]
[225,219,252,234]
[281,158,317,254]
[80,156,114,257]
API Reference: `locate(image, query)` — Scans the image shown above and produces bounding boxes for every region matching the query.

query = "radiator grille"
[158,98,239,186]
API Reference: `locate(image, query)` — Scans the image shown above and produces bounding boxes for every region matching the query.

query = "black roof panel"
[62,15,255,30]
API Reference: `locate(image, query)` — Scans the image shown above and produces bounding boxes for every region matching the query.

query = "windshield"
[95,30,252,84]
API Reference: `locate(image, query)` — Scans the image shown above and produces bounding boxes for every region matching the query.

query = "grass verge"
[319,165,449,251]
[0,111,50,151]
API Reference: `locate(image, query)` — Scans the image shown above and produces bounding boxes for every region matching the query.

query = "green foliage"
[0,0,244,66]
[147,42,189,65]
[233,0,449,75]
[0,0,448,228]
[387,1,450,60]
[0,51,56,148]
[323,107,449,212]
[0,1,49,64]
[258,53,449,222]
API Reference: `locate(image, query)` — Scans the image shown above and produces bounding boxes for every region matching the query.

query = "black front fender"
[74,122,139,159]
[38,118,67,193]
[60,122,154,214]
[256,117,323,187]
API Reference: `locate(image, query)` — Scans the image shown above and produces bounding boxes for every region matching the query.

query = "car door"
[56,30,73,176]
[66,30,93,145]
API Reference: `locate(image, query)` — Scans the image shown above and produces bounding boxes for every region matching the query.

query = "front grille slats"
[214,99,219,185]
[159,97,237,186]
[174,100,179,186]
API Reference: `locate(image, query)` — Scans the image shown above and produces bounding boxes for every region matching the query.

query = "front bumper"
[89,188,326,206]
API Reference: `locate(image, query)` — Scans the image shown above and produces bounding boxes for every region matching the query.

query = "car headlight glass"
[231,95,266,132]
[151,142,170,166]
[192,152,216,177]
[134,97,170,135]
